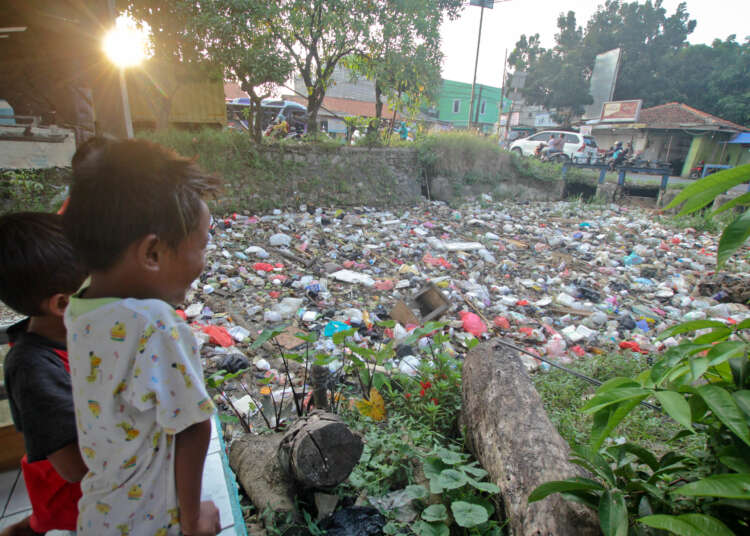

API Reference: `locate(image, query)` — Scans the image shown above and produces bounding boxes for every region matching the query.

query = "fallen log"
[228,411,363,523]
[278,411,364,489]
[462,341,600,535]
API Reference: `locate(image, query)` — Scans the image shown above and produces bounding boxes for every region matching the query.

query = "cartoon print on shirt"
[116,421,140,441]
[88,400,101,418]
[171,362,193,388]
[137,325,156,353]
[86,351,102,383]
[96,501,111,514]
[127,484,143,500]
[110,321,126,342]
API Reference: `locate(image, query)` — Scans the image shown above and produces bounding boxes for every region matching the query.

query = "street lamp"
[103,15,148,138]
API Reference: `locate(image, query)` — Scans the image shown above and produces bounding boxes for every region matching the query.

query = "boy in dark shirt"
[0,212,88,535]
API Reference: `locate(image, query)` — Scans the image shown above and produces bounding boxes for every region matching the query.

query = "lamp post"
[467,1,489,130]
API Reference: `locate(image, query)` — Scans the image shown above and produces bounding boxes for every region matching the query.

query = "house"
[437,80,501,133]
[591,102,748,176]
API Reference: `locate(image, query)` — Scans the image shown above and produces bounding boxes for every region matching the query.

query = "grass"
[532,353,702,454]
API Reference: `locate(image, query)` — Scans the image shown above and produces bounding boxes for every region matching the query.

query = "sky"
[440,0,750,88]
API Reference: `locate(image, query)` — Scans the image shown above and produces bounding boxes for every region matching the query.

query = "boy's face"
[158,201,211,306]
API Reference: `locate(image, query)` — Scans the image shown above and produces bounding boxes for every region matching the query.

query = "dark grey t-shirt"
[4,320,78,462]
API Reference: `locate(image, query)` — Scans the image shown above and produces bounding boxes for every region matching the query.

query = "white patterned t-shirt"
[65,296,215,536]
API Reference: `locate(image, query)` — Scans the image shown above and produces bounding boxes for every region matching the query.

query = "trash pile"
[183,198,749,426]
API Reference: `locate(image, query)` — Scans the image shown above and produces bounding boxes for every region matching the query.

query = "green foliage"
[343,0,463,122]
[508,12,592,125]
[507,2,750,126]
[0,169,68,213]
[267,0,379,133]
[665,164,750,268]
[417,132,506,185]
[346,415,434,497]
[533,316,750,535]
[192,0,293,143]
[509,152,563,182]
[409,447,502,534]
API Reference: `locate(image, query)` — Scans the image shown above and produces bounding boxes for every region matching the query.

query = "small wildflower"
[431,398,438,405]
[405,393,411,399]
[419,388,426,397]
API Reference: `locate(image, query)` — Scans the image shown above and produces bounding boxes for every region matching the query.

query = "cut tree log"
[278,411,363,489]
[462,341,600,535]
[229,433,296,516]
[228,411,363,524]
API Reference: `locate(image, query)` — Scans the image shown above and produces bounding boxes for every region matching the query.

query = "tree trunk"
[278,411,363,489]
[228,412,363,518]
[374,80,383,119]
[229,433,297,516]
[462,342,600,536]
[307,87,325,135]
[251,95,263,144]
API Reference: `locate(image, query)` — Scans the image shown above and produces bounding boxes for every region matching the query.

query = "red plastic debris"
[253,262,275,272]
[422,253,452,269]
[493,316,511,330]
[374,280,395,291]
[519,326,534,338]
[570,345,586,357]
[200,325,234,347]
[268,291,281,299]
[459,311,487,337]
[516,299,529,306]
[175,309,187,321]
[619,341,649,354]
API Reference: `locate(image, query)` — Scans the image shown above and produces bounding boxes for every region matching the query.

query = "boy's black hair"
[63,138,221,271]
[0,212,87,316]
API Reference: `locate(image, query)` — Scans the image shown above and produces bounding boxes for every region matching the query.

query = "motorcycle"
[689,160,706,178]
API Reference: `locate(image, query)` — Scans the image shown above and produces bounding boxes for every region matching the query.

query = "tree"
[122,0,214,130]
[508,1,699,124]
[509,12,593,126]
[265,0,379,135]
[670,37,750,126]
[581,0,696,106]
[192,1,293,142]
[345,0,463,124]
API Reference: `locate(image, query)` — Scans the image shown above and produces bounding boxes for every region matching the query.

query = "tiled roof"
[224,82,249,101]
[284,95,402,120]
[640,102,746,131]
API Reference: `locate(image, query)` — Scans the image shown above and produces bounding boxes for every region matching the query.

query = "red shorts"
[21,455,81,532]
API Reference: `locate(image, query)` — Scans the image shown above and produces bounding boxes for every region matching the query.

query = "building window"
[453,99,460,114]
[480,100,486,115]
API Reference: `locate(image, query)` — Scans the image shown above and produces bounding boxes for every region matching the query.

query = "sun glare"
[103,15,149,68]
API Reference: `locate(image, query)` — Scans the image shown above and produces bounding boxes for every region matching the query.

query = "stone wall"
[234,145,423,211]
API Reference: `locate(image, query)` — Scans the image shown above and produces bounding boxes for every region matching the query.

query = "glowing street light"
[102,15,149,137]
[103,16,149,69]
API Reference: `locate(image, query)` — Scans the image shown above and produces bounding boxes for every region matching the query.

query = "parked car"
[509,130,599,163]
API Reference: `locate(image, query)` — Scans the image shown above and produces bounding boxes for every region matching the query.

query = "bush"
[416,132,505,184]
[0,168,69,214]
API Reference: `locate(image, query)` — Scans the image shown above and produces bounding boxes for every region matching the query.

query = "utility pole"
[468,4,485,130]
[499,48,507,139]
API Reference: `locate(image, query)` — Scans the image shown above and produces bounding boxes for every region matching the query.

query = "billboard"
[583,48,622,120]
[600,100,642,123]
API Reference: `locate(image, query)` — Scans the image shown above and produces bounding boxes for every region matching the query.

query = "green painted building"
[436,79,505,132]
[682,133,750,176]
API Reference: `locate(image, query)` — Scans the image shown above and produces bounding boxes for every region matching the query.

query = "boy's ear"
[44,293,70,317]
[134,234,163,272]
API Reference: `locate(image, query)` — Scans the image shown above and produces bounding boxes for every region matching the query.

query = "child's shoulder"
[68,296,181,325]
